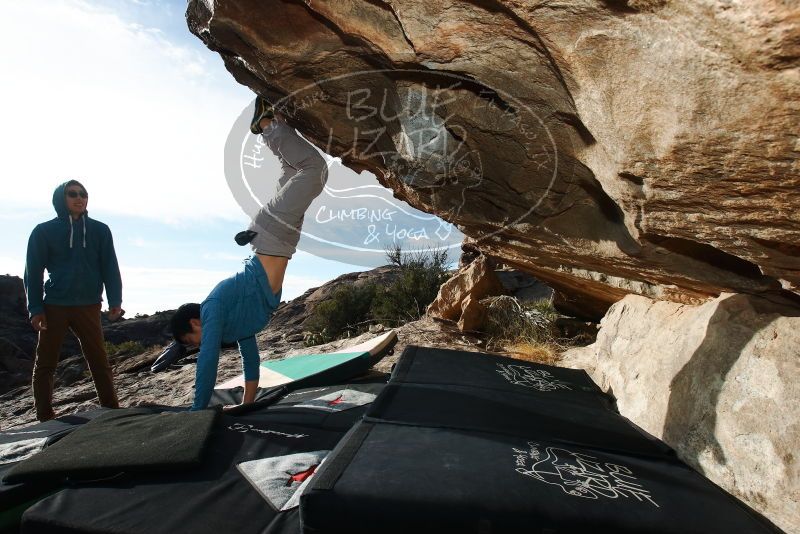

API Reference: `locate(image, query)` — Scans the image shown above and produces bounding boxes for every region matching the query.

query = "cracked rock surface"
[187,0,799,318]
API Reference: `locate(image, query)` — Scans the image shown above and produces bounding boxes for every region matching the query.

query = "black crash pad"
[390,345,615,410]
[4,408,218,484]
[365,382,671,458]
[21,415,347,534]
[301,422,781,534]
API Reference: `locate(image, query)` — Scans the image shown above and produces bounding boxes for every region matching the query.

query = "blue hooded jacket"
[24,182,122,317]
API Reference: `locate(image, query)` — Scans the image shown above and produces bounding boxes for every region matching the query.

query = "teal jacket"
[24,182,122,317]
[192,255,282,410]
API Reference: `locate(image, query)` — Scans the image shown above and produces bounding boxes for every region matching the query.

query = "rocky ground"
[0,275,177,395]
[0,264,563,430]
[2,261,794,529]
[0,315,486,430]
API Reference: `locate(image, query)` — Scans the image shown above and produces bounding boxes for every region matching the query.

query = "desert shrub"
[103,340,145,357]
[371,244,451,325]
[304,244,453,345]
[482,296,566,364]
[304,283,378,344]
[502,341,561,366]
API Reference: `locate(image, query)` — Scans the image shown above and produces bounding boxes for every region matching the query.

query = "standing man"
[24,180,123,421]
[170,97,328,410]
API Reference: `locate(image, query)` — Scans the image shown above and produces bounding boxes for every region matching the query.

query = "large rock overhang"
[187,0,800,318]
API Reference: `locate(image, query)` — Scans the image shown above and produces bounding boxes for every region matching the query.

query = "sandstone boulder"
[457,294,487,332]
[563,293,800,533]
[187,0,799,316]
[427,255,504,328]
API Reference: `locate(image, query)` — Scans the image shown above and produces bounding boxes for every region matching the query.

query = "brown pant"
[33,303,119,421]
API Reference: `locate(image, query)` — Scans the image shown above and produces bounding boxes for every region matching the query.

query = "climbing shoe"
[250,96,275,135]
[235,230,258,246]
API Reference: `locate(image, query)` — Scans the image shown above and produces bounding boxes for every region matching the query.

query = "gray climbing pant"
[249,120,329,258]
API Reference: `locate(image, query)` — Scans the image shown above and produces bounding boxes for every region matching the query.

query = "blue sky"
[1,0,461,315]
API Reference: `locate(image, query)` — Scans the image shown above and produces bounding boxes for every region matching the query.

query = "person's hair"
[171,303,201,342]
[64,179,86,193]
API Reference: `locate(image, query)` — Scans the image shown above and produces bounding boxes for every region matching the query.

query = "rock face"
[494,269,554,304]
[103,311,175,347]
[187,0,799,317]
[0,276,38,392]
[0,275,176,395]
[563,294,800,533]
[0,276,82,393]
[427,255,504,330]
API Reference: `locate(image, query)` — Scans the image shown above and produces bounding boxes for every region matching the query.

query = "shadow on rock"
[662,294,800,467]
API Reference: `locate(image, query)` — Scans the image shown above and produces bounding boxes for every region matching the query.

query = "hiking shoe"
[235,230,258,246]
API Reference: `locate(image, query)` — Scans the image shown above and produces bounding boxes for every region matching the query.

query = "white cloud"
[0,0,260,224]
[0,256,25,278]
[201,251,246,261]
[0,1,401,317]
[119,265,233,313]
[119,265,326,315]
[0,209,52,222]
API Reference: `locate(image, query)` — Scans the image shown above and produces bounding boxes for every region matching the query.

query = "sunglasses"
[66,190,88,199]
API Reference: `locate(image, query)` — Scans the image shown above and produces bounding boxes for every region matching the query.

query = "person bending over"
[171,97,328,411]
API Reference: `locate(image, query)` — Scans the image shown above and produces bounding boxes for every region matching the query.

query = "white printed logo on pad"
[496,364,572,392]
[513,442,659,507]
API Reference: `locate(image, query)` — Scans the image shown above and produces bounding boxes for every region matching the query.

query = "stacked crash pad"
[16,380,388,534]
[300,346,782,533]
[0,407,218,533]
[3,331,396,533]
[0,409,110,530]
[3,344,783,533]
[4,408,218,485]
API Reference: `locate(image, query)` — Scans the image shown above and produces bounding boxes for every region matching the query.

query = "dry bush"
[482,295,570,364]
[504,341,561,366]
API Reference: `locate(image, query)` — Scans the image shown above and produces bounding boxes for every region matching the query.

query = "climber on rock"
[170,96,329,411]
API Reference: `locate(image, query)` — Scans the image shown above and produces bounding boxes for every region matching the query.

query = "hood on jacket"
[52,180,89,218]
[52,180,89,248]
